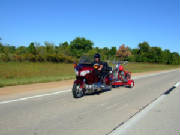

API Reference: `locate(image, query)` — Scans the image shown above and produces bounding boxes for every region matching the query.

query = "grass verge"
[0,62,75,87]
[123,62,180,73]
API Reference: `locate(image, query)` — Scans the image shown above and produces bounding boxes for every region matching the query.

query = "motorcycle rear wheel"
[72,84,84,98]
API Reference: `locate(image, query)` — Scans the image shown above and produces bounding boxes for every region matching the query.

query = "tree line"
[0,37,179,64]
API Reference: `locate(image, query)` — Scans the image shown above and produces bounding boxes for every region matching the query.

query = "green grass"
[123,62,180,73]
[0,62,75,87]
[0,62,179,87]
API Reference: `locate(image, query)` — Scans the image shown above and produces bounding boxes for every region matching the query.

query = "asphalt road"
[0,70,179,135]
[110,85,180,135]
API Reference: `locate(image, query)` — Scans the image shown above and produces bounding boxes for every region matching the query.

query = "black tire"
[72,84,84,98]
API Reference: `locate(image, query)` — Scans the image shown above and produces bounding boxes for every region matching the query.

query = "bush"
[0,53,10,62]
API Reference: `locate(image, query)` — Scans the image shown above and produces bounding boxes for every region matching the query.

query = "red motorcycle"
[72,56,112,98]
[112,61,134,88]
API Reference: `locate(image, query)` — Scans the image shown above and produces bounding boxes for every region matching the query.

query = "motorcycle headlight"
[80,70,90,76]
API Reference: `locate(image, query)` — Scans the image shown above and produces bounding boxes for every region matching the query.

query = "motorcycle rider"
[92,53,103,70]
[91,53,108,83]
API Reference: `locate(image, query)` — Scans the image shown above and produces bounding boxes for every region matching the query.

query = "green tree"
[138,42,150,53]
[131,48,140,62]
[171,52,180,65]
[108,46,117,60]
[70,37,93,58]
[58,41,71,55]
[28,42,36,55]
[109,47,116,55]
[59,41,69,48]
[137,42,150,62]
[101,47,110,60]
[0,42,4,53]
[148,47,162,63]
[162,49,171,64]
[44,41,55,54]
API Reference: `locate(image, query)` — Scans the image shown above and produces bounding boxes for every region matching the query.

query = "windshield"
[79,55,93,64]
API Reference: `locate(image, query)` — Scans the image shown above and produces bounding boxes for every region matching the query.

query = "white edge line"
[0,69,178,105]
[174,82,180,87]
[0,89,71,104]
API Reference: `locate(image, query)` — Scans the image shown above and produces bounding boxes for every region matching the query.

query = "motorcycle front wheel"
[72,84,84,98]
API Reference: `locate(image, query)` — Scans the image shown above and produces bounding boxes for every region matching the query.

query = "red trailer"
[111,61,134,88]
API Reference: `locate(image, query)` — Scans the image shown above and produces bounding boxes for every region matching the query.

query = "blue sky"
[0,0,179,53]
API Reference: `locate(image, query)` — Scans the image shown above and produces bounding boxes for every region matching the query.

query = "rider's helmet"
[94,53,101,59]
[119,65,124,71]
